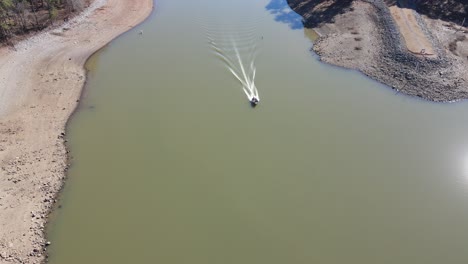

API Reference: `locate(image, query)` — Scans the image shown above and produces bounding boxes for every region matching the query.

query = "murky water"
[47,0,468,263]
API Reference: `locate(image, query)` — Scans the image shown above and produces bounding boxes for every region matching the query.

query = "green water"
[47,0,468,263]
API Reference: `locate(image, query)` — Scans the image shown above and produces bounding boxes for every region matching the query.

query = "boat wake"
[203,20,261,103]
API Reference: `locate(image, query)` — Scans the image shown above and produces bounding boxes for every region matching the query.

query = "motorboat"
[250,97,259,107]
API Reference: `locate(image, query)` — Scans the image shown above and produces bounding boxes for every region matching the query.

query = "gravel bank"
[288,0,468,102]
[0,0,153,263]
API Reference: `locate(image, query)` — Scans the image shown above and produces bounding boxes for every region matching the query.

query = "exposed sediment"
[0,0,153,263]
[288,0,468,102]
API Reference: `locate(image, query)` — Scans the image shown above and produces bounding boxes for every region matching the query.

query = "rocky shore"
[287,0,468,102]
[0,0,153,263]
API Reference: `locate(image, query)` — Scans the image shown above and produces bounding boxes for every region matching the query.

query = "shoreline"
[0,0,154,263]
[288,0,468,102]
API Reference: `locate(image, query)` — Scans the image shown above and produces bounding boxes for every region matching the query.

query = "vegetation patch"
[0,0,90,43]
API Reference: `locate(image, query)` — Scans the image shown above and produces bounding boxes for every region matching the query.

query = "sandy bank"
[288,0,468,102]
[0,0,153,263]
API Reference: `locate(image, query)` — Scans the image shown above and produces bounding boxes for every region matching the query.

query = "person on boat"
[250,97,259,106]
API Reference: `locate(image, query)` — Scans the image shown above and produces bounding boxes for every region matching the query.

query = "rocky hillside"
[287,0,467,28]
[287,0,468,102]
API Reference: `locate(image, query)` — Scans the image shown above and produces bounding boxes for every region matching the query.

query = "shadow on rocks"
[286,0,354,28]
[385,0,468,25]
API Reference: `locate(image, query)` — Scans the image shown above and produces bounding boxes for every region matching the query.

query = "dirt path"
[389,5,436,57]
[0,0,153,263]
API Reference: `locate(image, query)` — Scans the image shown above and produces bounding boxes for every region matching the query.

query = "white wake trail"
[232,39,258,101]
[204,23,260,103]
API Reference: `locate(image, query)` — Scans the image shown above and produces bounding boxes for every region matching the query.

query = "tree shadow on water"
[266,0,304,30]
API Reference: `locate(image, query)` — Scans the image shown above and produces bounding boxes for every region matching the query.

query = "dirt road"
[389,4,436,57]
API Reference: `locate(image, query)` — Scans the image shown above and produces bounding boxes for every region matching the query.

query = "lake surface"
[47,0,468,263]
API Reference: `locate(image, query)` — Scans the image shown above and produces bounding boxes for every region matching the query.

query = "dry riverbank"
[288,0,468,102]
[0,0,153,263]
